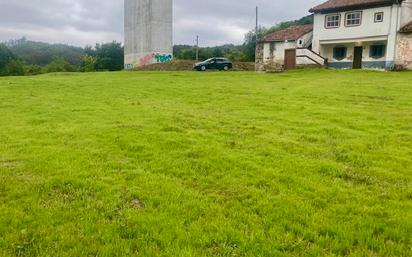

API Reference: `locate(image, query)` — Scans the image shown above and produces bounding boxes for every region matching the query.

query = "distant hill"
[5,38,84,67]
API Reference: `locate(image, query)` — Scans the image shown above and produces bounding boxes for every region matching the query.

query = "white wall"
[263,41,296,64]
[400,0,412,27]
[312,6,397,53]
[320,41,387,63]
[297,32,313,48]
[263,43,271,63]
[296,48,326,65]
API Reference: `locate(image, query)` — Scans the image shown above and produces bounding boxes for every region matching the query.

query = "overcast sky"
[0,0,321,47]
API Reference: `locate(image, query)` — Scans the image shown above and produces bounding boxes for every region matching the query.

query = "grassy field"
[0,70,411,256]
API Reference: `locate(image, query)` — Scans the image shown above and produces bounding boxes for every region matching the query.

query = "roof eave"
[309,1,399,14]
[262,29,313,43]
[260,39,297,43]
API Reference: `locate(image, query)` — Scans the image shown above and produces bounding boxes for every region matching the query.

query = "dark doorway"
[284,49,296,70]
[353,46,363,69]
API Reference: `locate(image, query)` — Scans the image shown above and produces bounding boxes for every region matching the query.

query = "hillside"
[6,38,84,67]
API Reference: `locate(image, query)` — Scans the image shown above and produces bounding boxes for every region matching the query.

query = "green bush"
[0,44,18,76]
[85,42,124,71]
[44,58,75,73]
[4,60,25,76]
[24,64,43,76]
[80,55,97,72]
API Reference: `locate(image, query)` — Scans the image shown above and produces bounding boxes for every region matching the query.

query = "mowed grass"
[0,69,411,257]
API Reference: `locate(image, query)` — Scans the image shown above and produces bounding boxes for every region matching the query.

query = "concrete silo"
[124,0,173,69]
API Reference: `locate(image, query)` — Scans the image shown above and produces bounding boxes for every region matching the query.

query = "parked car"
[194,58,233,71]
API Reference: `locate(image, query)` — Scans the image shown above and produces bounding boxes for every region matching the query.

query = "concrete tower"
[124,0,173,69]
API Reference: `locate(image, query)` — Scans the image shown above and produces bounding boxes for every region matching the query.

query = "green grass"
[0,70,411,256]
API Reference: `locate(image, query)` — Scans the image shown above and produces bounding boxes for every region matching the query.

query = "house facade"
[256,0,412,70]
[310,0,412,69]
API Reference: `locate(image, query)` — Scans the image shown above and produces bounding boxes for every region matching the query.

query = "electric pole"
[195,35,199,62]
[255,6,259,43]
[254,6,259,69]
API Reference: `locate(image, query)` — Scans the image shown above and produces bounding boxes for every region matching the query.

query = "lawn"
[0,70,411,256]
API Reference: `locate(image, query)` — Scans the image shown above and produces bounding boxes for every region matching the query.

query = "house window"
[345,12,362,27]
[375,12,384,23]
[333,46,347,60]
[325,14,341,28]
[370,45,386,59]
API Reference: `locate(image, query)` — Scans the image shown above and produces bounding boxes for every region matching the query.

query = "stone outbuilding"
[256,25,327,71]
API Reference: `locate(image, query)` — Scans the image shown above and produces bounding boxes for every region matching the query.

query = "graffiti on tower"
[153,53,173,63]
[124,53,174,69]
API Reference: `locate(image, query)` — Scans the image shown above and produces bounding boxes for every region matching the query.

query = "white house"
[256,0,412,70]
[310,0,412,69]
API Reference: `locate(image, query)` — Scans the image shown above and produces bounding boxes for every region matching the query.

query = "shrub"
[24,64,43,76]
[44,58,75,73]
[0,44,17,76]
[80,55,97,72]
[4,60,25,76]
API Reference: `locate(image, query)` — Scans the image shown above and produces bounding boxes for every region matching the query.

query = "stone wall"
[396,33,412,70]
[255,43,265,72]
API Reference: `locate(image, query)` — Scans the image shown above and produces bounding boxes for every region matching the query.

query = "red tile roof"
[310,0,399,13]
[400,21,412,33]
[263,25,313,42]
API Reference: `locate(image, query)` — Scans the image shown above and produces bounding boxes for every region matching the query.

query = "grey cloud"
[0,0,321,46]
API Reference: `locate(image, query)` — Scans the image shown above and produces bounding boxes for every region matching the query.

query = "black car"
[194,58,233,71]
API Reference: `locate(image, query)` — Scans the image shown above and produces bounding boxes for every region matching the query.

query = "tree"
[242,27,268,62]
[0,44,16,76]
[44,58,75,73]
[212,48,224,58]
[7,38,84,68]
[80,55,97,72]
[265,15,313,34]
[173,44,249,62]
[4,60,25,76]
[24,64,43,76]
[91,42,124,71]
